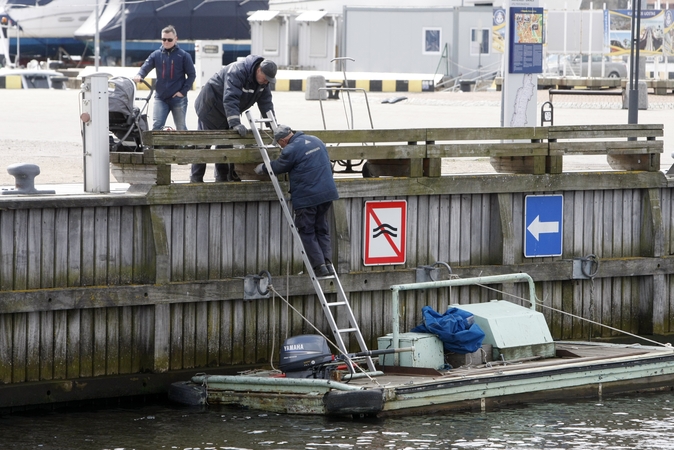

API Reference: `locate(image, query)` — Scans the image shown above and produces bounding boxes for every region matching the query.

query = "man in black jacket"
[192,55,277,182]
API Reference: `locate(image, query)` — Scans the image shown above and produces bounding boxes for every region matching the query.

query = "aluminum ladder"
[245,110,377,376]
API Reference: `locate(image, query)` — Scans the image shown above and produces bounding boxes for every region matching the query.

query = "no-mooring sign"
[363,200,407,266]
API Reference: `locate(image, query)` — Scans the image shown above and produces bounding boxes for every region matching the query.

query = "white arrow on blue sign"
[524,194,563,258]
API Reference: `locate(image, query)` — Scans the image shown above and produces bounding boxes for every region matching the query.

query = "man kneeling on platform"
[255,125,338,277]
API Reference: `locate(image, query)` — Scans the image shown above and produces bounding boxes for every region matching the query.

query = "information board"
[508,7,544,74]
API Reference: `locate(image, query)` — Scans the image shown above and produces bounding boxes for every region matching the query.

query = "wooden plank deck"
[359,342,667,387]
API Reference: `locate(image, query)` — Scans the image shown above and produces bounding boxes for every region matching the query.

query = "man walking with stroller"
[134,25,196,131]
[191,54,277,182]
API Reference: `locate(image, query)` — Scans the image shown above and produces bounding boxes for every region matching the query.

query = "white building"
[248,1,583,74]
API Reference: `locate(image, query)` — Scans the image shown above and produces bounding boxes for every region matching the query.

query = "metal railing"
[388,273,539,364]
[437,61,501,92]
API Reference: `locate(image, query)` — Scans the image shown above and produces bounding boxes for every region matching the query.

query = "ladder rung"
[337,328,357,334]
[326,301,346,307]
[245,109,376,374]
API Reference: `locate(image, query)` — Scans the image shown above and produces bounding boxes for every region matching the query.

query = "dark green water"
[2,391,674,449]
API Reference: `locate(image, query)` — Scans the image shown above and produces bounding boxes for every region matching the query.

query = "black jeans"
[190,120,235,182]
[294,202,333,269]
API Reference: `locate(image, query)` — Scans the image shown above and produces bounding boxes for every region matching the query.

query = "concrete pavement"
[1,87,673,190]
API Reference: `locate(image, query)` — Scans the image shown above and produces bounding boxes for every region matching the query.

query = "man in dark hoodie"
[191,55,277,183]
[134,25,196,131]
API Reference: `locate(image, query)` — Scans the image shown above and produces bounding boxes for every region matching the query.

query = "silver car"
[546,54,628,78]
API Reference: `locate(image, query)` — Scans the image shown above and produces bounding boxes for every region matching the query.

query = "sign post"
[81,73,110,194]
[501,0,543,128]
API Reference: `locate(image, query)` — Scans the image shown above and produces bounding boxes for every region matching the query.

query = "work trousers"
[294,201,333,270]
[190,120,236,182]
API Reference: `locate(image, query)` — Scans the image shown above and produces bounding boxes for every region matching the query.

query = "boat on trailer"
[170,273,674,417]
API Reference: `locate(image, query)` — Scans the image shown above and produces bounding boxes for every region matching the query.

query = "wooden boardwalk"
[1,124,672,410]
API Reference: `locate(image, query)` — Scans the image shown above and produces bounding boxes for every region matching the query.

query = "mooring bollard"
[2,163,55,195]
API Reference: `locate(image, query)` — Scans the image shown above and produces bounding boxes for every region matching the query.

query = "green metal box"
[453,300,555,361]
[377,332,445,369]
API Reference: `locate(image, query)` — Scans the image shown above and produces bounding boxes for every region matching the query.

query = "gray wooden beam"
[2,257,674,314]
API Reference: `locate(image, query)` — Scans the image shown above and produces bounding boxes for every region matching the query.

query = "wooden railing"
[109,124,664,185]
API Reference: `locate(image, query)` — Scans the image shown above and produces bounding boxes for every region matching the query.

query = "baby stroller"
[108,76,153,152]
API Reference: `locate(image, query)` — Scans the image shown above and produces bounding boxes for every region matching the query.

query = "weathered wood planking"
[2,173,674,404]
[549,141,663,156]
[0,305,163,383]
[114,125,665,182]
[547,124,664,140]
[427,142,549,158]
[0,206,154,291]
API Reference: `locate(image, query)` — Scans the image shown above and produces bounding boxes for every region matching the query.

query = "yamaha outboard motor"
[279,335,334,379]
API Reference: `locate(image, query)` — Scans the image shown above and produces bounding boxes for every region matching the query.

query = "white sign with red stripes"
[363,200,407,266]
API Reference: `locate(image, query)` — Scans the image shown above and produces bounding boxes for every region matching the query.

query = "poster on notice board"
[508,7,544,74]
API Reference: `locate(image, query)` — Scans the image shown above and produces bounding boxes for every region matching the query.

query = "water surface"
[2,391,674,449]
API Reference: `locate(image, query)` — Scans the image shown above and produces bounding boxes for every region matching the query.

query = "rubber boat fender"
[323,389,385,415]
[168,381,207,406]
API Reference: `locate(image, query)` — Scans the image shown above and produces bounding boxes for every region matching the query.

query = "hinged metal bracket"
[243,271,272,300]
[415,261,453,283]
[572,255,599,280]
[416,265,439,283]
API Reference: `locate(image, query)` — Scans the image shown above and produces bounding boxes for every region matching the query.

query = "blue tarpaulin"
[411,306,485,354]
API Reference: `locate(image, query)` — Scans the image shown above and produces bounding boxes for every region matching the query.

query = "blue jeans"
[294,202,333,269]
[152,95,188,131]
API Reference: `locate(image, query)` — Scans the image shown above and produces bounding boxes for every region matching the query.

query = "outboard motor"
[279,335,334,379]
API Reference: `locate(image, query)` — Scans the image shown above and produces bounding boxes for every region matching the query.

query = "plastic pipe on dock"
[191,374,364,391]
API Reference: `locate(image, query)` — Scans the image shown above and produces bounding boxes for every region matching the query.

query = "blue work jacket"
[269,131,339,210]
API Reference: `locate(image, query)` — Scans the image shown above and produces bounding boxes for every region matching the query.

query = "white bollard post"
[81,73,110,193]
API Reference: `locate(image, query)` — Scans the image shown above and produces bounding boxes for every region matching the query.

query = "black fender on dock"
[168,381,207,406]
[323,389,385,415]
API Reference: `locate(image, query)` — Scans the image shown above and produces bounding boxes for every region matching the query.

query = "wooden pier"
[495,76,674,95]
[1,124,672,411]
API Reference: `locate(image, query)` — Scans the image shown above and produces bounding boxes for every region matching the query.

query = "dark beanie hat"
[260,60,277,84]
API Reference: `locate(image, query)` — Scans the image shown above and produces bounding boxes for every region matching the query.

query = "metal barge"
[170,273,674,417]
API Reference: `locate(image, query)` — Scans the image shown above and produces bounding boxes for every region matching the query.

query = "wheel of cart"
[318,57,374,175]
[319,58,408,177]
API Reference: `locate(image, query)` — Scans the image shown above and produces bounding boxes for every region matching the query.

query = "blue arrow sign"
[524,194,563,258]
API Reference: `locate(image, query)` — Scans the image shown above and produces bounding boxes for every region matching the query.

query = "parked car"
[0,67,68,89]
[544,54,628,78]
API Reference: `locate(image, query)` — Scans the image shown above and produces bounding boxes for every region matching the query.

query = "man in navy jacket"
[134,25,196,131]
[255,125,338,277]
[192,54,277,182]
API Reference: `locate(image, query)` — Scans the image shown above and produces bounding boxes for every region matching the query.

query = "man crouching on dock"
[255,125,338,277]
